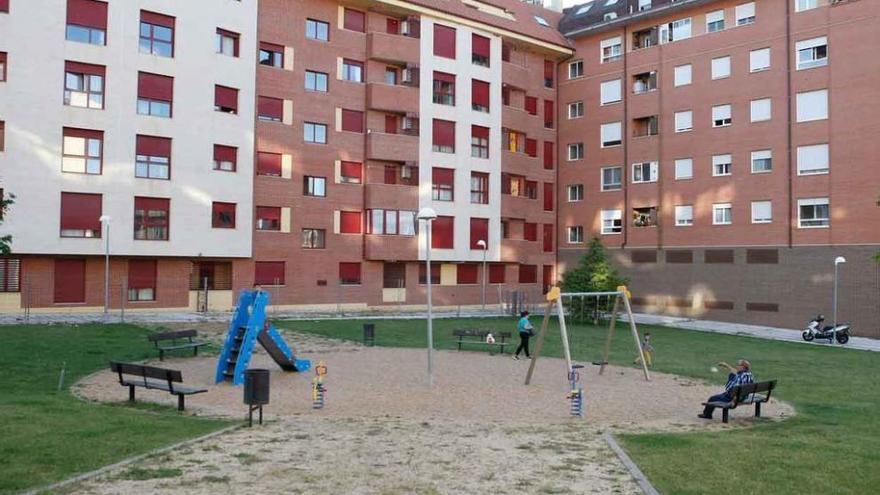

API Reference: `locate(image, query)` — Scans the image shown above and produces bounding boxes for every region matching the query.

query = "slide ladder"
[215,290,311,385]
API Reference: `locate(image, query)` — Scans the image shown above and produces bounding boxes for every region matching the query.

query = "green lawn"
[278,316,880,495]
[0,324,230,494]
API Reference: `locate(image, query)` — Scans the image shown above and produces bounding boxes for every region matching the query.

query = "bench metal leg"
[159,350,164,362]
[178,395,185,411]
[194,346,199,357]
[722,409,729,424]
[755,402,762,417]
[129,385,135,402]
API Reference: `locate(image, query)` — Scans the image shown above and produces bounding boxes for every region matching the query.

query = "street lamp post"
[99,215,111,317]
[476,239,487,311]
[833,256,846,344]
[417,207,438,386]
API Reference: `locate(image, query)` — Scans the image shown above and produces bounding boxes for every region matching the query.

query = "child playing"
[634,332,654,367]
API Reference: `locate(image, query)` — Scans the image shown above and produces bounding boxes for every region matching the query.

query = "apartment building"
[556,0,880,334]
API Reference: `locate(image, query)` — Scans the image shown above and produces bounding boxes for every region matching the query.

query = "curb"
[603,431,660,495]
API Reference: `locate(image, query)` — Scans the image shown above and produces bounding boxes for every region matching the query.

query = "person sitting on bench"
[698,359,754,419]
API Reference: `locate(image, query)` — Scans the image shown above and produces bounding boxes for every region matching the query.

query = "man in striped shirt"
[698,359,754,419]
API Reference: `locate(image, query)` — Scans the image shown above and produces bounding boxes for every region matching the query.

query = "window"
[134,197,170,240]
[568,184,584,202]
[66,0,107,45]
[633,116,659,137]
[525,180,539,200]
[569,60,584,79]
[256,206,281,231]
[432,119,455,153]
[600,79,622,105]
[385,67,398,85]
[713,203,732,225]
[304,176,326,197]
[601,167,622,191]
[305,71,328,92]
[750,98,772,122]
[419,262,442,285]
[302,228,326,249]
[0,52,5,82]
[543,183,554,211]
[706,10,725,32]
[433,72,455,105]
[472,80,490,113]
[751,150,772,173]
[60,192,102,237]
[796,0,818,12]
[214,145,236,172]
[601,210,623,234]
[568,226,584,244]
[632,71,657,94]
[796,89,828,122]
[471,126,489,158]
[214,85,238,114]
[135,135,171,179]
[259,42,284,68]
[339,161,362,184]
[434,24,456,59]
[306,19,329,41]
[674,64,692,87]
[798,198,829,228]
[432,168,454,201]
[254,261,285,286]
[675,205,693,226]
[519,265,538,284]
[544,100,555,129]
[216,28,239,57]
[128,260,157,301]
[712,56,731,79]
[0,121,4,151]
[675,158,693,179]
[796,37,828,70]
[736,2,756,25]
[0,258,21,293]
[256,152,282,177]
[341,109,364,133]
[797,144,829,175]
[304,122,327,143]
[600,122,622,147]
[639,0,652,10]
[544,60,554,88]
[470,218,489,249]
[139,11,175,57]
[470,172,489,204]
[62,128,102,174]
[568,101,584,119]
[212,202,236,229]
[713,154,732,176]
[456,264,479,285]
[258,96,283,122]
[660,18,692,43]
[366,210,416,236]
[432,216,454,249]
[472,34,490,67]
[503,130,526,153]
[632,162,658,183]
[489,264,505,284]
[54,259,86,303]
[339,211,362,234]
[712,104,732,127]
[751,201,772,224]
[343,8,365,32]
[338,263,362,285]
[675,111,693,132]
[138,72,173,117]
[544,141,554,170]
[523,222,537,241]
[64,61,104,109]
[568,143,584,161]
[339,59,364,83]
[601,36,622,63]
[750,48,771,72]
[525,96,538,115]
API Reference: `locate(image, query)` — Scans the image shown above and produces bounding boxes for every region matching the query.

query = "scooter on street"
[802,314,851,344]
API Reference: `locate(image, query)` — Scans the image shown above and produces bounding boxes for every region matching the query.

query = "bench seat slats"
[158,342,209,351]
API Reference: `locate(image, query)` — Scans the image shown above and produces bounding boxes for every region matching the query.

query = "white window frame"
[798,197,829,228]
[735,2,756,26]
[675,158,693,180]
[568,60,584,79]
[711,56,731,80]
[674,110,693,132]
[796,89,828,122]
[601,166,623,191]
[567,143,584,161]
[568,101,584,119]
[750,98,772,122]
[796,143,829,175]
[796,36,828,70]
[751,149,772,173]
[751,201,772,224]
[706,10,725,33]
[660,18,692,44]
[600,36,622,63]
[712,104,732,127]
[712,154,732,176]
[750,48,771,72]
[567,184,584,202]
[601,209,623,234]
[567,226,585,244]
[675,205,693,226]
[795,0,819,13]
[632,162,658,183]
[713,203,733,225]
[674,64,692,87]
[600,122,622,148]
[600,79,622,105]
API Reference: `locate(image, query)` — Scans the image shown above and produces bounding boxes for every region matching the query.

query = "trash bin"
[363,324,375,346]
[244,369,269,426]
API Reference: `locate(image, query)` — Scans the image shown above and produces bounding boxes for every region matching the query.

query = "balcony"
[365,183,419,211]
[367,32,419,65]
[364,234,418,261]
[367,131,419,162]
[502,61,532,91]
[367,83,419,114]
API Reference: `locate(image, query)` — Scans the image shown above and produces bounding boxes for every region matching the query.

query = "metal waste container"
[363,324,375,346]
[244,369,269,426]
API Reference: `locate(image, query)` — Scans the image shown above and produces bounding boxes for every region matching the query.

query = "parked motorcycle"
[802,314,851,344]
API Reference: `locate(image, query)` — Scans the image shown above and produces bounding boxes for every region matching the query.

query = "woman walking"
[514,311,534,360]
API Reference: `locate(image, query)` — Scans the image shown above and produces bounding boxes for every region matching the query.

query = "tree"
[561,236,628,294]
[0,193,14,255]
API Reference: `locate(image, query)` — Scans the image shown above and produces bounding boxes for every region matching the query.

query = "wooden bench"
[110,361,207,411]
[453,330,512,355]
[703,380,777,423]
[148,329,209,361]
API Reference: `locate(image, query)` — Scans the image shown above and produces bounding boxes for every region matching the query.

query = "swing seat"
[571,364,585,369]
[591,361,608,366]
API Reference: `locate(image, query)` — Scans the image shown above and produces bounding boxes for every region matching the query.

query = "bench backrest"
[148,329,198,342]
[453,329,512,338]
[733,380,776,404]
[110,361,183,383]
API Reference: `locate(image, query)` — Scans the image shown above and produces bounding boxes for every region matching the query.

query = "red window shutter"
[260,41,283,53]
[344,8,365,32]
[419,262,441,285]
[339,262,362,283]
[489,264,506,284]
[254,261,285,285]
[212,202,236,228]
[136,135,171,157]
[472,34,490,59]
[543,224,553,252]
[543,141,554,170]
[544,100,554,127]
[526,138,537,157]
[67,0,108,29]
[340,161,362,181]
[128,259,157,289]
[472,125,489,140]
[256,206,281,222]
[433,71,455,84]
[64,127,103,141]
[385,115,398,134]
[524,222,537,241]
[134,197,169,212]
[469,217,489,249]
[214,145,237,166]
[432,167,454,187]
[543,183,554,211]
[432,216,454,249]
[258,96,283,120]
[341,109,364,133]
[525,96,537,115]
[54,259,86,303]
[384,165,397,184]
[340,211,362,234]
[457,264,478,285]
[519,264,537,284]
[65,60,105,77]
[472,79,490,110]
[433,24,456,59]
[60,192,102,232]
[543,265,553,290]
[138,72,173,101]
[214,85,238,111]
[141,10,174,28]
[256,152,282,176]
[544,60,554,86]
[432,119,455,149]
[386,18,400,35]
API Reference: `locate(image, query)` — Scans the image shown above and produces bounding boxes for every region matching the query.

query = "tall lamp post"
[417,207,437,386]
[476,239,487,311]
[99,215,111,317]
[833,256,846,343]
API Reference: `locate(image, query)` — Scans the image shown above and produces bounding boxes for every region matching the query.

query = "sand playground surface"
[68,330,794,494]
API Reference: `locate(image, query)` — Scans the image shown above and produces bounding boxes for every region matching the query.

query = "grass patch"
[0,324,230,493]
[279,316,880,494]
[117,467,182,481]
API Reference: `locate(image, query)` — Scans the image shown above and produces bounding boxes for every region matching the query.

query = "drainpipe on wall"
[622,26,629,250]
[555,53,574,282]
[785,0,793,249]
